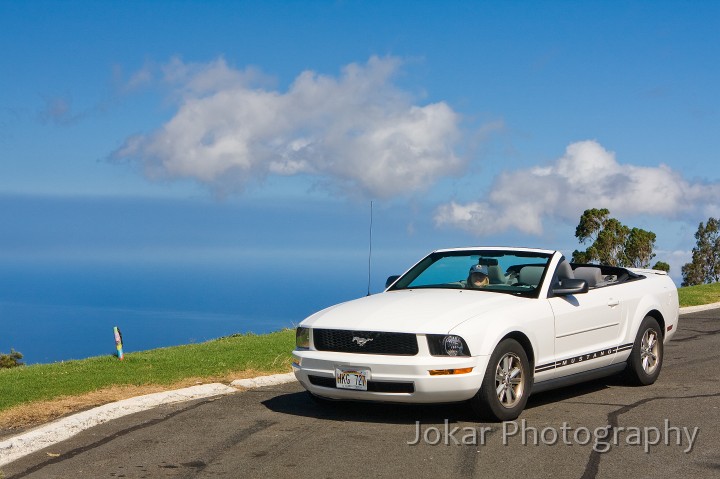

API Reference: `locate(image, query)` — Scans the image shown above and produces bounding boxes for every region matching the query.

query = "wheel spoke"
[503,356,511,373]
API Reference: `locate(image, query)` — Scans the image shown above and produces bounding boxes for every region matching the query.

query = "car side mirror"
[385,275,401,289]
[553,278,588,296]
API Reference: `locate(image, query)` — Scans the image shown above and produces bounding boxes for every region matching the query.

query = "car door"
[548,286,622,377]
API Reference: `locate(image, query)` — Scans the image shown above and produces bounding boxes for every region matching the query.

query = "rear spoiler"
[628,268,668,276]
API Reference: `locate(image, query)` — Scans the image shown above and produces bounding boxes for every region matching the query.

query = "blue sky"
[1,1,719,287]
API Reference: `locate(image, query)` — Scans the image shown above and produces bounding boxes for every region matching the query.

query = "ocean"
[0,259,372,364]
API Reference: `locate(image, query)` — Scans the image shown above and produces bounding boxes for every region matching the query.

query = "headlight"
[296,327,310,349]
[427,334,470,357]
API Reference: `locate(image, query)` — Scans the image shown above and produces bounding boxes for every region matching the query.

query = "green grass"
[0,329,295,412]
[678,282,720,307]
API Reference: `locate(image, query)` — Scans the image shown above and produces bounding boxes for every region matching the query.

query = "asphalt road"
[3,309,720,479]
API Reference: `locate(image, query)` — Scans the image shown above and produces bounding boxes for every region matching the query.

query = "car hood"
[301,289,525,334]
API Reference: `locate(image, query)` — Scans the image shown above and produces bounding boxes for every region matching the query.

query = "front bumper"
[292,349,488,404]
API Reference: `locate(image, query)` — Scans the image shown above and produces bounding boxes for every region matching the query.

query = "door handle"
[607,299,620,307]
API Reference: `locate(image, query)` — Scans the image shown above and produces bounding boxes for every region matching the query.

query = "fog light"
[296,327,310,349]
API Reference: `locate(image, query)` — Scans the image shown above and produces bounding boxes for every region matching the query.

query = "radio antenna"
[367,200,373,296]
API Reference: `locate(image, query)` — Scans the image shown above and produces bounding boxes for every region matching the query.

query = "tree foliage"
[572,208,656,267]
[625,228,658,268]
[681,217,720,286]
[652,261,671,273]
[0,349,23,369]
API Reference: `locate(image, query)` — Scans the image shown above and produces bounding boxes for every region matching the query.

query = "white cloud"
[435,140,720,235]
[112,56,463,198]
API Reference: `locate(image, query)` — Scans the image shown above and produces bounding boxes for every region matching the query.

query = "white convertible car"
[292,247,679,421]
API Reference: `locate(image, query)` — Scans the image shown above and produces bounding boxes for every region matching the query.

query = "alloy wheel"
[640,328,660,375]
[495,352,524,408]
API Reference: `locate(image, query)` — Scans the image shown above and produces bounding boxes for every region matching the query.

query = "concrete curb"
[231,372,297,389]
[679,302,720,314]
[0,383,237,467]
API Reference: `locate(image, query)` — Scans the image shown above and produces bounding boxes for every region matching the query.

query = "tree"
[652,261,670,273]
[681,217,720,286]
[572,208,657,268]
[575,208,611,245]
[573,209,628,266]
[625,228,657,268]
[0,349,23,369]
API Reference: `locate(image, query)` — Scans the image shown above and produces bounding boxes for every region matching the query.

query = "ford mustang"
[292,247,679,421]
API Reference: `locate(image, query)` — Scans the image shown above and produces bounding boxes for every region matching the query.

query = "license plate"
[335,367,369,391]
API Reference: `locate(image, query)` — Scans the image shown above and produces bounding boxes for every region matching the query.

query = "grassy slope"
[0,329,294,412]
[677,282,720,307]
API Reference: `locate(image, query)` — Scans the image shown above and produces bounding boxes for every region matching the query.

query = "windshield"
[388,250,552,297]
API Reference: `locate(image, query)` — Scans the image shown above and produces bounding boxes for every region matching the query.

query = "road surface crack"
[580,392,720,479]
[671,328,720,343]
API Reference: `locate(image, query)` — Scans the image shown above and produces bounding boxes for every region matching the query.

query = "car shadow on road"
[525,375,627,408]
[262,391,474,425]
[262,376,625,425]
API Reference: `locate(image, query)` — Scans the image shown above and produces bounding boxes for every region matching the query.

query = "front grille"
[308,375,415,393]
[313,329,418,356]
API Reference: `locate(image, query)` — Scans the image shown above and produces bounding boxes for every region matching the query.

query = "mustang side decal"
[534,343,634,373]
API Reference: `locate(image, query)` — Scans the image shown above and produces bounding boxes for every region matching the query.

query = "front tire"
[470,339,531,422]
[625,316,664,385]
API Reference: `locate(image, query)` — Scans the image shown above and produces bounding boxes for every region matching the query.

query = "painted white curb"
[231,372,297,389]
[0,383,237,467]
[679,302,720,314]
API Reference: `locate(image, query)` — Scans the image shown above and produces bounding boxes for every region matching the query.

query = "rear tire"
[470,339,531,422]
[624,316,663,385]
